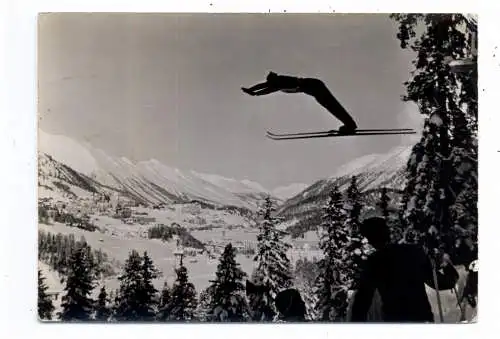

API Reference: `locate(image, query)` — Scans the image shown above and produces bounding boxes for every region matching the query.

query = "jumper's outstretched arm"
[245,82,269,92]
[252,87,281,96]
[242,82,281,96]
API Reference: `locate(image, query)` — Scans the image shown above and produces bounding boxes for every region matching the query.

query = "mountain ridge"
[276,145,412,237]
[38,130,279,210]
[38,129,412,222]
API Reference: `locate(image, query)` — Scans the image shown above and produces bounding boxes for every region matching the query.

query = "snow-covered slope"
[330,146,411,188]
[38,130,273,210]
[277,146,412,237]
[38,152,117,202]
[273,183,309,200]
[192,172,268,195]
[38,129,99,176]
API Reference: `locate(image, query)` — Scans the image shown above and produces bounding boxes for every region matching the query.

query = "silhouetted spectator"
[350,217,459,322]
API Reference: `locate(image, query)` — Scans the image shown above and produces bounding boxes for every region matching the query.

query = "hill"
[277,146,412,238]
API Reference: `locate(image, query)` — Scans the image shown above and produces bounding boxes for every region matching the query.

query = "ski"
[266,128,414,138]
[266,130,416,140]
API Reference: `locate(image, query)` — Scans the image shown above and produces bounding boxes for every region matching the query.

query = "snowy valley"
[37,130,472,323]
[38,130,412,269]
[38,130,321,296]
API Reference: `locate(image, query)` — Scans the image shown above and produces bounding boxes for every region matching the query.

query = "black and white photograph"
[36,13,478,323]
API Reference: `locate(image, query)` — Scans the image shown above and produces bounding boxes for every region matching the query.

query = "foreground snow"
[39,222,256,293]
[38,221,474,323]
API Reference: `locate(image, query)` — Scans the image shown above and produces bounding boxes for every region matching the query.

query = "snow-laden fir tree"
[195,286,213,322]
[168,264,198,321]
[95,286,111,321]
[448,113,478,263]
[246,270,275,321]
[139,251,160,320]
[254,196,293,295]
[38,269,55,320]
[293,257,319,321]
[343,176,371,290]
[113,250,143,320]
[392,14,477,266]
[206,243,248,322]
[156,281,172,321]
[79,238,104,281]
[400,119,443,248]
[378,187,404,243]
[378,187,390,218]
[58,244,95,321]
[251,196,293,320]
[314,187,350,321]
[114,250,159,321]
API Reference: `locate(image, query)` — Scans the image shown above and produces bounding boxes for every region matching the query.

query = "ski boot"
[335,124,358,135]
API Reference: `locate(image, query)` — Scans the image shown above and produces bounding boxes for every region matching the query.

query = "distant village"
[38,186,321,265]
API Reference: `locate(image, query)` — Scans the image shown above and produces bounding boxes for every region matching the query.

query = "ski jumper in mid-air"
[242,72,358,134]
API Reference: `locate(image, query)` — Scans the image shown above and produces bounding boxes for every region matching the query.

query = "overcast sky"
[38,13,423,189]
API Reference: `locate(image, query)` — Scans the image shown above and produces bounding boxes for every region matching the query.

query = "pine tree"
[138,251,160,320]
[448,116,477,264]
[110,288,120,319]
[378,187,390,218]
[80,238,100,280]
[114,250,160,321]
[400,120,443,247]
[95,286,111,321]
[449,158,477,264]
[293,258,319,320]
[58,245,95,321]
[38,269,55,320]
[314,187,349,321]
[114,250,144,320]
[168,264,198,321]
[250,196,293,321]
[253,196,292,295]
[207,243,248,322]
[343,176,369,290]
[156,281,172,321]
[391,14,477,264]
[195,286,214,322]
[379,187,404,243]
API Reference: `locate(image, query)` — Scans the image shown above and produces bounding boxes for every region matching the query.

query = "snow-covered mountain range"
[276,146,412,237]
[38,129,412,228]
[38,130,279,210]
[272,183,309,200]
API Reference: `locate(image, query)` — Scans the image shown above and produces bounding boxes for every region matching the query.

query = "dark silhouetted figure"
[245,280,276,321]
[350,217,459,322]
[242,72,358,134]
[245,280,306,322]
[274,288,307,322]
